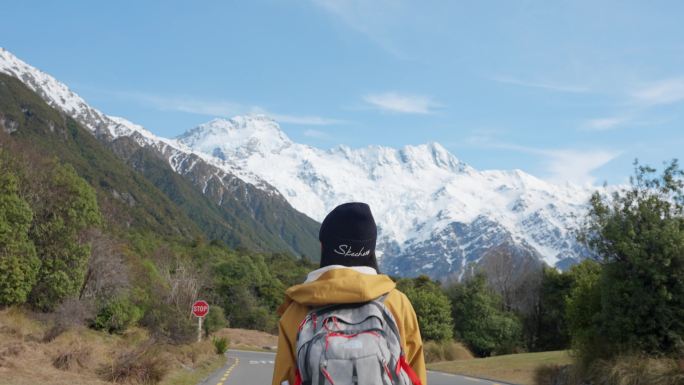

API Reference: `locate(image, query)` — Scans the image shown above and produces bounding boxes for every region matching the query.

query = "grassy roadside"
[428,350,572,385]
[0,307,223,385]
[159,353,225,385]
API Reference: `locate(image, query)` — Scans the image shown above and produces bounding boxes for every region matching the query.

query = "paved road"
[198,349,512,385]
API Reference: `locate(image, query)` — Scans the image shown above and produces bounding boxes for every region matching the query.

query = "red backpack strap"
[293,368,303,385]
[399,355,422,385]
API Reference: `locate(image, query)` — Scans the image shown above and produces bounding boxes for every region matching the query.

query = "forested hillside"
[0,73,316,341]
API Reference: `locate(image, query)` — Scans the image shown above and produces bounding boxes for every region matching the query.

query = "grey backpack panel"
[295,295,413,385]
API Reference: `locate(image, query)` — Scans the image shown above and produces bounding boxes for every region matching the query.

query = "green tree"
[0,166,39,305]
[564,260,603,363]
[446,274,522,356]
[534,267,574,351]
[580,159,684,358]
[29,162,102,310]
[204,305,228,337]
[92,295,143,333]
[397,275,454,341]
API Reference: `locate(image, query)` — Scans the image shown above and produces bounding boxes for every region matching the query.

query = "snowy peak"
[0,47,111,136]
[398,142,470,173]
[1,46,596,280]
[328,142,471,178]
[177,115,293,159]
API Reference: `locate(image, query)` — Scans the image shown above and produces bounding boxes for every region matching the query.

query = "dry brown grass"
[0,307,222,385]
[429,350,572,385]
[97,343,168,384]
[213,327,278,350]
[535,355,684,385]
[588,355,684,385]
[424,340,474,363]
[52,345,91,370]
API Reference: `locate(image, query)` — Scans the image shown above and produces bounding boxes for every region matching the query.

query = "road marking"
[217,357,239,385]
[463,377,483,382]
[249,360,275,364]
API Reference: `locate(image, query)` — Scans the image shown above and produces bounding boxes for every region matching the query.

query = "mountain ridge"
[0,47,597,280]
[174,117,595,279]
[0,48,321,258]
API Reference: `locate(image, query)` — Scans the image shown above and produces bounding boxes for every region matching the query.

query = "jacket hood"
[277,268,396,315]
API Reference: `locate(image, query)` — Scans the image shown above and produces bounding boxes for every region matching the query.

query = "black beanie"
[319,202,379,271]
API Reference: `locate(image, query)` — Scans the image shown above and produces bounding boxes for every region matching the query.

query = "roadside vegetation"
[0,307,224,385]
[392,160,684,385]
[1,79,682,385]
[0,125,315,384]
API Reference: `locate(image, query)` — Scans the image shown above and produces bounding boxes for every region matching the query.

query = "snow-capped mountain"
[0,47,281,196]
[176,117,595,279]
[0,47,595,280]
[0,48,320,257]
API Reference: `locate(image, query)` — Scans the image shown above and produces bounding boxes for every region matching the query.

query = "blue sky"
[2,0,683,185]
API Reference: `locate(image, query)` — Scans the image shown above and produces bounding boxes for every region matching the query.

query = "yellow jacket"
[271,268,426,385]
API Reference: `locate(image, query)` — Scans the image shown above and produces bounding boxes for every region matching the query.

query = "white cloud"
[492,75,590,93]
[116,91,343,126]
[542,149,619,185]
[579,77,684,132]
[363,92,439,114]
[462,137,620,185]
[632,77,684,106]
[583,116,629,131]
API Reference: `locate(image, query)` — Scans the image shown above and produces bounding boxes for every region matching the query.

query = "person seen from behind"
[272,202,426,385]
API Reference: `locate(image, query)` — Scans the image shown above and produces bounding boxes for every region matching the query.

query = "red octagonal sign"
[192,300,209,318]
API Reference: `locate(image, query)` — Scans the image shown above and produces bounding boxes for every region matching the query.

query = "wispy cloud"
[311,0,407,57]
[112,91,343,126]
[632,77,684,106]
[463,133,619,185]
[582,116,630,131]
[492,75,590,93]
[542,149,619,185]
[577,77,684,132]
[363,92,440,114]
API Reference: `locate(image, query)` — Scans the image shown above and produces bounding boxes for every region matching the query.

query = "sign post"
[192,300,209,342]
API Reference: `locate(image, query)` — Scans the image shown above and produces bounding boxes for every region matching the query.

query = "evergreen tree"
[534,266,573,351]
[446,274,522,356]
[564,260,603,362]
[580,159,684,358]
[28,162,102,310]
[397,275,454,341]
[0,164,39,305]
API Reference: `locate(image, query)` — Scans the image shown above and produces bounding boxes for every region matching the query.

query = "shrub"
[92,296,143,334]
[28,162,102,311]
[52,345,91,370]
[98,343,167,384]
[446,274,522,356]
[397,275,454,342]
[203,305,228,337]
[0,165,39,306]
[441,340,474,361]
[534,364,575,385]
[212,336,229,355]
[423,341,443,363]
[588,355,684,385]
[535,356,684,385]
[577,160,684,361]
[422,340,473,363]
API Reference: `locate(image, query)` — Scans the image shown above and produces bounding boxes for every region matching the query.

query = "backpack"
[293,294,422,385]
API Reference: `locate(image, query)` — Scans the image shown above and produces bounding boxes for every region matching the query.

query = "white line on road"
[249,360,275,364]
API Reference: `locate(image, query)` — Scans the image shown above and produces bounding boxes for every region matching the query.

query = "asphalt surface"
[198,349,512,385]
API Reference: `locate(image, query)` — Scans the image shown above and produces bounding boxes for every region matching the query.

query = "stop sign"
[192,300,209,318]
